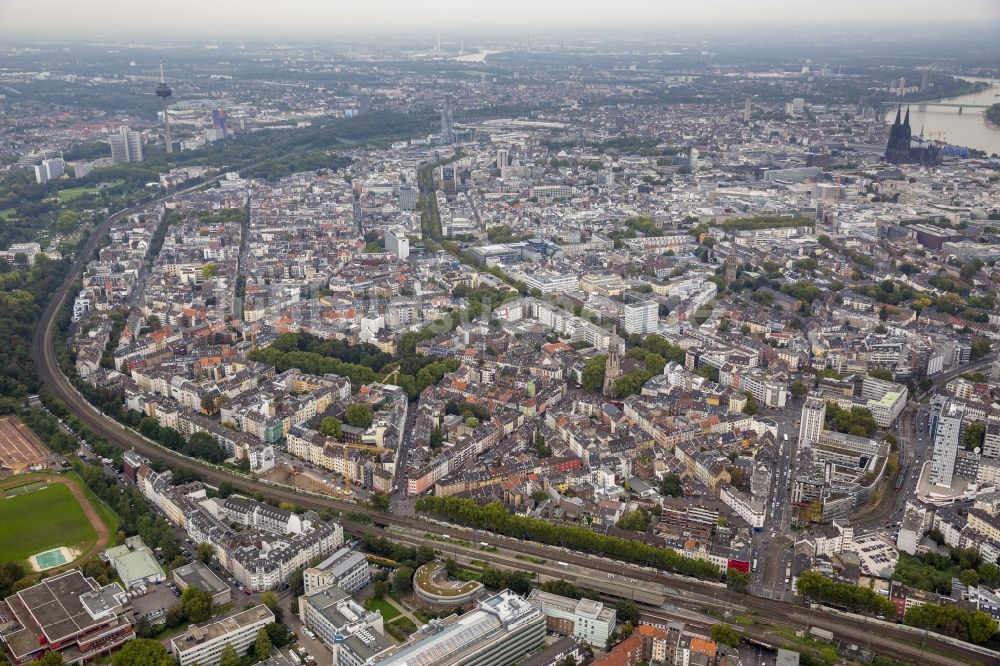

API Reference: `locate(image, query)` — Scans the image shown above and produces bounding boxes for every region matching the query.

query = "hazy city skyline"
[2,0,1000,36]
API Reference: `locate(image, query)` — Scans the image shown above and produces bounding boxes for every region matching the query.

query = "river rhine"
[883,77,1000,156]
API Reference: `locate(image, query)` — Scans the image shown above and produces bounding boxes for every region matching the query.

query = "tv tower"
[155,57,173,154]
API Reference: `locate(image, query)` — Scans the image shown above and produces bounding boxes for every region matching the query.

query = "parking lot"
[131,582,181,625]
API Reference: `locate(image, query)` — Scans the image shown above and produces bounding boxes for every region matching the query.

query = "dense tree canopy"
[249,332,461,400]
[255,628,273,661]
[416,496,720,580]
[905,602,998,644]
[111,639,174,666]
[659,473,683,498]
[181,585,213,623]
[825,402,878,437]
[617,507,652,532]
[796,570,896,618]
[393,565,414,595]
[581,355,606,392]
[218,644,240,666]
[711,624,742,647]
[319,416,343,438]
[345,403,374,429]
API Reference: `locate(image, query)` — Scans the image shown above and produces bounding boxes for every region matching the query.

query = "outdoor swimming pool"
[33,547,68,570]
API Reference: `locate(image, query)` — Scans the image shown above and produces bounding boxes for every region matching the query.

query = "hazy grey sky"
[2,0,999,35]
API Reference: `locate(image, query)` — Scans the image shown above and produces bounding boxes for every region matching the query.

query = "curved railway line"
[30,195,998,666]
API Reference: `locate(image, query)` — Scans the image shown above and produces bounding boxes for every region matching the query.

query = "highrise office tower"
[622,301,658,336]
[156,58,173,154]
[108,133,129,164]
[109,126,142,164]
[124,126,143,162]
[33,157,65,184]
[930,402,964,488]
[440,95,455,144]
[398,185,418,212]
[496,147,509,168]
[211,108,227,134]
[744,98,752,123]
[440,166,457,195]
[798,397,826,447]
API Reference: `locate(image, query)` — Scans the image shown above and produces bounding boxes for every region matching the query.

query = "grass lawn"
[390,617,417,633]
[57,179,124,202]
[364,597,401,621]
[385,616,418,642]
[0,483,97,564]
[0,208,15,220]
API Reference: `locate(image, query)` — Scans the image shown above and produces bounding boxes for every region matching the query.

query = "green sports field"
[0,483,97,564]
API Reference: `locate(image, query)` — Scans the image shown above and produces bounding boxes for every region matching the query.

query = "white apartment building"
[526,589,617,647]
[860,375,908,427]
[622,301,658,336]
[983,423,1000,459]
[303,547,371,595]
[517,270,579,295]
[739,373,788,409]
[385,228,409,261]
[530,184,573,201]
[299,585,385,655]
[799,397,826,446]
[720,485,766,529]
[171,605,274,666]
[109,126,143,164]
[930,401,964,488]
[34,157,65,183]
[0,242,45,266]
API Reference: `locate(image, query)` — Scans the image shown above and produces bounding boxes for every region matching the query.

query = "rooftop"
[14,570,106,642]
[527,589,616,623]
[172,561,229,596]
[171,605,274,650]
[111,548,163,586]
[413,561,483,598]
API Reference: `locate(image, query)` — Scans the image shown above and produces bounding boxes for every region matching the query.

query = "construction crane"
[381,366,400,385]
[334,369,402,486]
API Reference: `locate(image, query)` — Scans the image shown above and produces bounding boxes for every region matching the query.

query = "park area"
[0,475,113,570]
[56,179,124,202]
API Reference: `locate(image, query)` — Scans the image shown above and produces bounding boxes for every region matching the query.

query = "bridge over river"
[881,101,989,109]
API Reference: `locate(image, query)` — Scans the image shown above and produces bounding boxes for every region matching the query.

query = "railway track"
[30,196,997,666]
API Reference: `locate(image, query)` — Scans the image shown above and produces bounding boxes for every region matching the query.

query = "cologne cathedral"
[885,106,942,166]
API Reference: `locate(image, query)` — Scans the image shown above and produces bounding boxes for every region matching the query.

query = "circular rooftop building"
[413,561,483,609]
